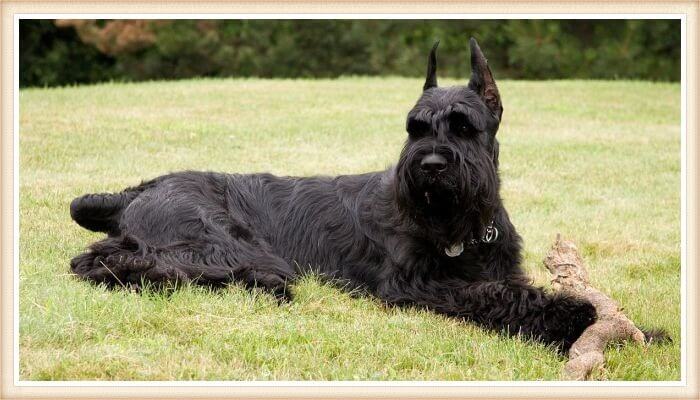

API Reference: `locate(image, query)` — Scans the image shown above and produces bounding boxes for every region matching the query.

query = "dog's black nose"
[420,153,447,174]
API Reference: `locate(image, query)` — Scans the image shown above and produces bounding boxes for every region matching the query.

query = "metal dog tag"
[483,226,499,243]
[445,242,464,257]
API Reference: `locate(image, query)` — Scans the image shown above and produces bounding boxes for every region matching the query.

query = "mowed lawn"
[19,78,680,381]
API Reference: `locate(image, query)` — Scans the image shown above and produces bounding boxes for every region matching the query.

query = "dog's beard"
[393,156,499,248]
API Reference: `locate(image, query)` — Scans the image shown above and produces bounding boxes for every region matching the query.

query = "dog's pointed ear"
[468,37,503,121]
[423,40,440,91]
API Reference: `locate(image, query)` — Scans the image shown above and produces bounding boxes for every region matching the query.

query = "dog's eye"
[407,118,430,137]
[450,114,477,137]
[449,112,478,137]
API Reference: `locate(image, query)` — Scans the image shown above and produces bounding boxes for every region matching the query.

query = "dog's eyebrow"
[412,108,433,123]
[449,105,486,131]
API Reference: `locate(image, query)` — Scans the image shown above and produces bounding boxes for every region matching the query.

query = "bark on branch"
[543,234,647,380]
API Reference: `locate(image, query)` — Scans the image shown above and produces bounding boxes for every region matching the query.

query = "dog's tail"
[70,189,141,235]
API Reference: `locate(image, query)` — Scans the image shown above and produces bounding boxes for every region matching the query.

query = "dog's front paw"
[543,294,597,352]
[640,327,673,344]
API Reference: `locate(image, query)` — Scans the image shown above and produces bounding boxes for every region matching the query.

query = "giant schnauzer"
[71,38,627,351]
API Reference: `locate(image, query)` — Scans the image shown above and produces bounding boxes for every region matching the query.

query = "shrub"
[19,19,681,87]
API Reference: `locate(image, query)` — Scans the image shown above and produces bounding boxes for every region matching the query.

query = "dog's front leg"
[380,277,596,351]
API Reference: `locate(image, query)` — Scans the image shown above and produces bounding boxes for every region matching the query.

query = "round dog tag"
[445,242,464,257]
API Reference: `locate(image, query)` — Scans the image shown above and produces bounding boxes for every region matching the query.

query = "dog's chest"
[439,245,492,279]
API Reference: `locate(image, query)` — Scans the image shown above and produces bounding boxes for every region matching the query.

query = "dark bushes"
[20,19,680,87]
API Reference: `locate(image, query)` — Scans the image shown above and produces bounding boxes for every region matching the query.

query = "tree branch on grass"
[543,234,647,380]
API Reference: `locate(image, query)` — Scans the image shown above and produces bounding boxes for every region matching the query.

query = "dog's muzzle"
[420,153,447,175]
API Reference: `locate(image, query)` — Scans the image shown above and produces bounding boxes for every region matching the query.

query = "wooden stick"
[543,234,646,380]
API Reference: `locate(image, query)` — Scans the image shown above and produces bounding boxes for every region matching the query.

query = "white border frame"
[12,12,688,388]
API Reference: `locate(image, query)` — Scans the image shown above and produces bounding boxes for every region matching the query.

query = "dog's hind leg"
[149,237,296,300]
[69,179,161,236]
[70,235,163,289]
[71,234,296,300]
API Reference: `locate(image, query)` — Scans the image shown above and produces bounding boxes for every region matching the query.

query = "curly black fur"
[70,38,598,352]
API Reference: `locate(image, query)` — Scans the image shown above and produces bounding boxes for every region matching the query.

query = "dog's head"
[394,38,503,247]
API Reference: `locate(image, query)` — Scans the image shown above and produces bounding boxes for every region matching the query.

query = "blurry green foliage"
[19,20,116,87]
[19,19,680,87]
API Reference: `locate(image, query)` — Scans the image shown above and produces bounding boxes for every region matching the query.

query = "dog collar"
[444,220,499,257]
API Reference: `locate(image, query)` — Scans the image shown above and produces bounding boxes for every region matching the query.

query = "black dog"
[70,38,603,351]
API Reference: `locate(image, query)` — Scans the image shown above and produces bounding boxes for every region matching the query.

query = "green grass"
[19,77,681,381]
